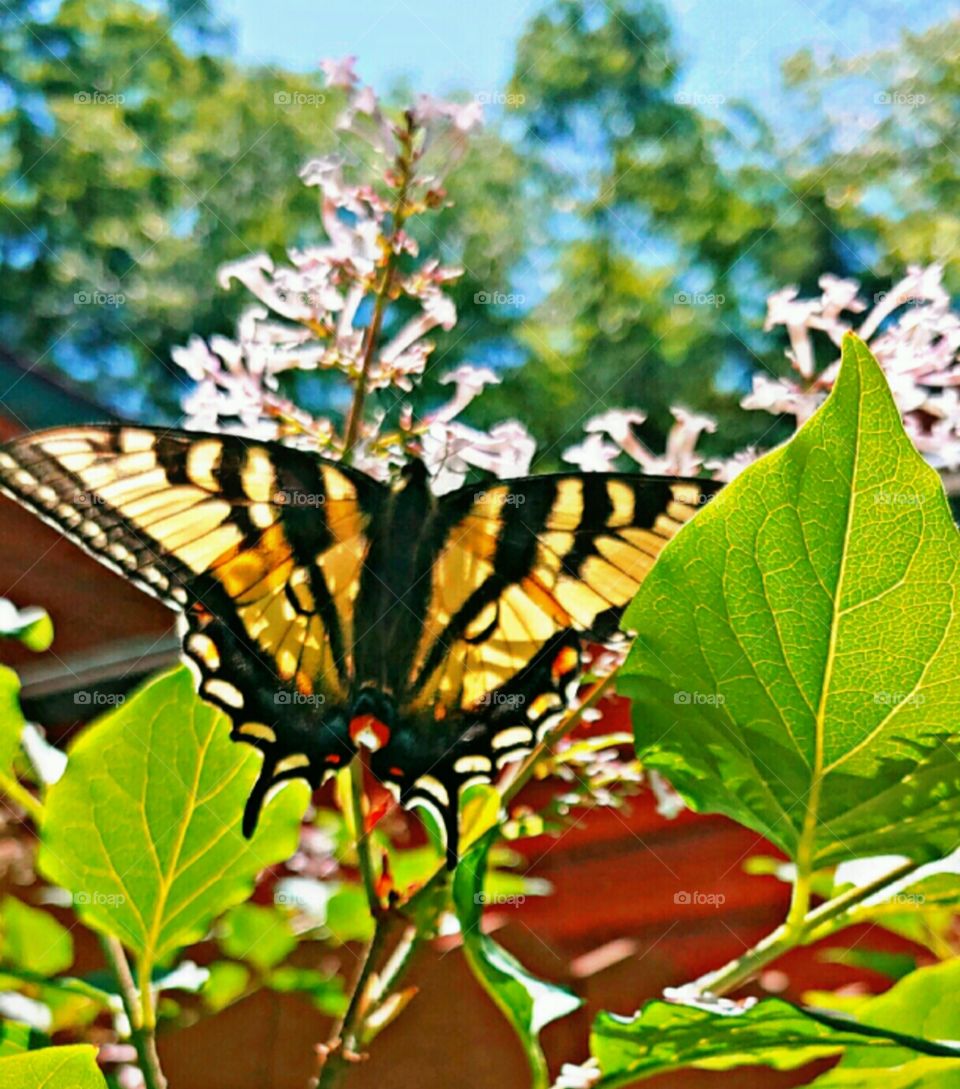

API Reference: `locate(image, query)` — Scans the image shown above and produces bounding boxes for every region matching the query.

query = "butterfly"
[0,425,719,866]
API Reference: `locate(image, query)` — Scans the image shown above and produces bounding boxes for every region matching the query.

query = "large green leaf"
[621,335,960,870]
[0,1044,107,1087]
[38,668,307,974]
[453,830,581,1089]
[0,1019,44,1057]
[810,959,960,1087]
[584,994,960,1087]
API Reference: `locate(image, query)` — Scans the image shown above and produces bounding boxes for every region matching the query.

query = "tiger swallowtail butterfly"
[0,425,718,866]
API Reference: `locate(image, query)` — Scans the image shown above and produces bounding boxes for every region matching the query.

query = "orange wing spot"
[551,645,580,683]
[190,602,213,623]
[349,714,391,752]
[390,766,405,778]
[434,703,447,721]
[326,753,342,765]
[296,672,314,696]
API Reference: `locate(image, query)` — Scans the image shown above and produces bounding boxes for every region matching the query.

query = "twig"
[341,116,414,457]
[99,934,168,1089]
[689,857,926,996]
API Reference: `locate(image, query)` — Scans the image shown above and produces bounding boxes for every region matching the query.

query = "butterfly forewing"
[0,425,385,828]
[406,471,717,712]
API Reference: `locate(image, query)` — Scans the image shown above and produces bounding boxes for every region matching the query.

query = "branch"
[688,857,926,997]
[98,934,168,1089]
[342,117,414,457]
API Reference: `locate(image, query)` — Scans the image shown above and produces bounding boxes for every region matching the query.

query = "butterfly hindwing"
[0,425,384,830]
[375,470,719,864]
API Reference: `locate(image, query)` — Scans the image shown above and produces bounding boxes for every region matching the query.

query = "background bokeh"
[2,0,958,465]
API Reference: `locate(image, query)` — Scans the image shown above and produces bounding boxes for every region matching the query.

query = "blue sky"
[220,0,954,108]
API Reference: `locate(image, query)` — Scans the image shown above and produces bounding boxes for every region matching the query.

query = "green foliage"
[38,668,307,980]
[0,603,53,652]
[808,960,960,1087]
[0,897,73,977]
[586,995,960,1086]
[452,829,581,1089]
[218,903,297,974]
[0,1044,107,1087]
[0,1020,45,1057]
[621,336,960,871]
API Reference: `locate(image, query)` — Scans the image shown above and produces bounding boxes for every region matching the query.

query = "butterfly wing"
[0,425,384,831]
[376,471,719,863]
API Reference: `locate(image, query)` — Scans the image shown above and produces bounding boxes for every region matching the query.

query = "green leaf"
[268,966,347,1015]
[452,830,581,1089]
[621,334,960,870]
[0,1044,107,1087]
[810,959,960,1087]
[201,962,250,1013]
[0,1019,45,1057]
[219,904,297,973]
[587,994,960,1086]
[38,668,307,980]
[0,898,73,976]
[0,668,25,780]
[0,601,53,653]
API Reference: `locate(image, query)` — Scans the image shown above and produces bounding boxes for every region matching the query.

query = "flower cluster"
[172,57,530,489]
[561,265,960,480]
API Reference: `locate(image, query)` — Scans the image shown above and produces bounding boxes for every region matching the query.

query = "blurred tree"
[0,0,531,422]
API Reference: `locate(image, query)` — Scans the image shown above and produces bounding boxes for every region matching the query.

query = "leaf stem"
[0,771,43,824]
[99,934,168,1089]
[349,756,380,916]
[341,117,414,457]
[689,857,927,997]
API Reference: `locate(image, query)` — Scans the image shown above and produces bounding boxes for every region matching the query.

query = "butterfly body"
[0,424,718,866]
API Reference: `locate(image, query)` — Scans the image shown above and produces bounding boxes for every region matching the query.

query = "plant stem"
[342,120,414,457]
[349,756,380,916]
[315,915,394,1089]
[0,771,43,824]
[502,671,619,805]
[99,935,168,1089]
[689,857,926,997]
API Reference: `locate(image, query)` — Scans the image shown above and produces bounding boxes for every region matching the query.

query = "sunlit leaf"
[586,994,960,1086]
[0,1019,44,1057]
[0,601,53,653]
[0,898,73,976]
[810,960,960,1087]
[201,962,250,1013]
[0,1044,107,1087]
[453,830,580,1089]
[38,668,307,975]
[219,904,297,973]
[621,335,960,870]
